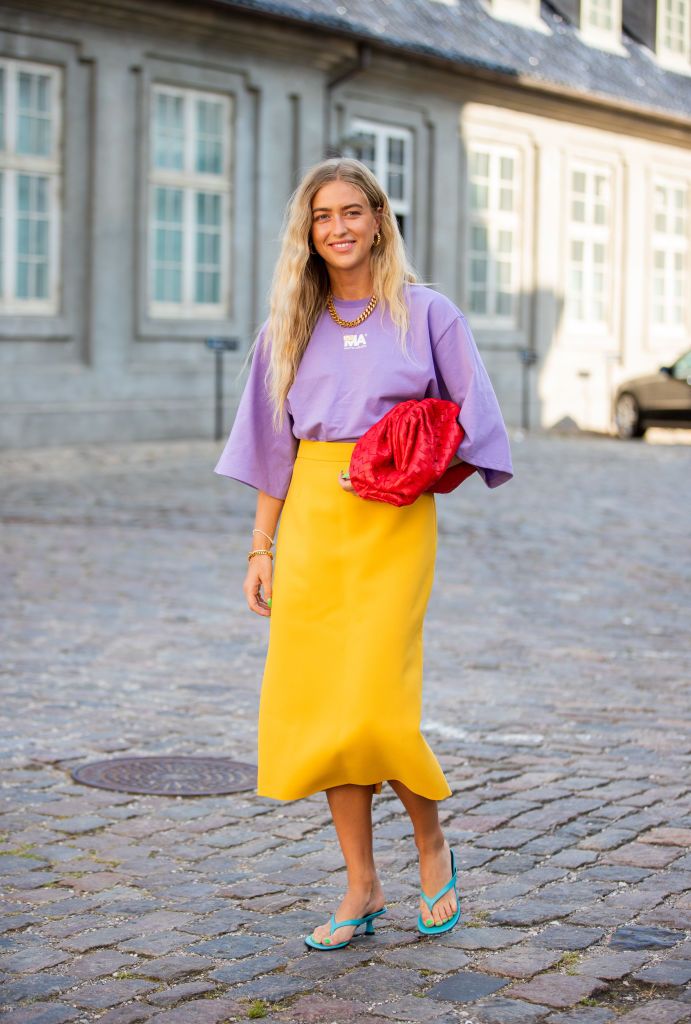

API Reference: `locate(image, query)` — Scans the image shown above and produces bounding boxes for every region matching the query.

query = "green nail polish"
[266,597,272,607]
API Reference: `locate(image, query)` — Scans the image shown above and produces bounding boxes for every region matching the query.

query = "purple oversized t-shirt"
[214,284,513,500]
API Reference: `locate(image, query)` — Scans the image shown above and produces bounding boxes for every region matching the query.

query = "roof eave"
[203,0,691,133]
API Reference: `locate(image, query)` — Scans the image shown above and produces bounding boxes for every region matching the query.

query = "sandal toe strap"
[330,913,370,933]
[420,870,458,911]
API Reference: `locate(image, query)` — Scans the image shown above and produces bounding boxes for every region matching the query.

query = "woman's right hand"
[244,554,273,617]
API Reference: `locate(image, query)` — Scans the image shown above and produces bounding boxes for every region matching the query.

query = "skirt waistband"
[296,439,357,462]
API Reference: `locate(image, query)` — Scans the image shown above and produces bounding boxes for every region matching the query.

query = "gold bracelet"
[248,548,273,561]
[252,528,274,546]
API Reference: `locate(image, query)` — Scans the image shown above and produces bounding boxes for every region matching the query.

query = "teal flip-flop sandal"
[304,906,387,950]
[417,847,461,935]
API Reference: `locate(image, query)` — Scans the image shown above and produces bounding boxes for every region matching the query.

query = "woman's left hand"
[338,469,354,493]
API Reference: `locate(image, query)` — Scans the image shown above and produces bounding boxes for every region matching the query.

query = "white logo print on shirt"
[343,333,367,349]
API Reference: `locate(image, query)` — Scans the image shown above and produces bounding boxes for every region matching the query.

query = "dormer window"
[487,0,550,33]
[580,0,625,53]
[657,0,691,69]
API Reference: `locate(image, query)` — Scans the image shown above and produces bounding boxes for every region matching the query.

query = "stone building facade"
[1,0,690,445]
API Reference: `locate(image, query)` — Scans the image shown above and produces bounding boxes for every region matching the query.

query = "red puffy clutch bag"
[348,398,476,507]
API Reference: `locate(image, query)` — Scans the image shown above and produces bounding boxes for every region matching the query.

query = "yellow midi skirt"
[256,439,452,802]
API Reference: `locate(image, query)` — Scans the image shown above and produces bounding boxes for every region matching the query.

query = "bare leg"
[309,783,386,946]
[388,779,458,927]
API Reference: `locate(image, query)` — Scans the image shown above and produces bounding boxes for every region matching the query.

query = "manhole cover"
[71,756,257,796]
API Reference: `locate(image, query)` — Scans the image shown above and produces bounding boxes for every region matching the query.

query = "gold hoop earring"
[373,230,381,247]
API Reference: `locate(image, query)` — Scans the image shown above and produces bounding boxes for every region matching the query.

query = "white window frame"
[464,142,522,328]
[148,83,232,320]
[488,0,549,33]
[0,58,62,316]
[579,0,625,53]
[348,118,413,246]
[650,176,689,337]
[564,161,613,333]
[657,0,691,71]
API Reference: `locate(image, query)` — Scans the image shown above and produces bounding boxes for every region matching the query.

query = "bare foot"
[418,836,457,927]
[309,879,386,947]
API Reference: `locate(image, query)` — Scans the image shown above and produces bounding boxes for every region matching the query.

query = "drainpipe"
[325,43,372,155]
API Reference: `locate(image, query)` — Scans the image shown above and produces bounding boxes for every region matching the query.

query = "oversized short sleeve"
[431,313,513,489]
[213,325,298,500]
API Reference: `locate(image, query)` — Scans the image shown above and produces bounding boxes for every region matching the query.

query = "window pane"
[496,260,512,286]
[195,191,222,304]
[661,0,690,52]
[388,137,404,167]
[496,291,512,315]
[16,71,53,156]
[587,0,614,30]
[195,98,224,175]
[469,289,486,314]
[471,224,488,251]
[651,180,688,328]
[152,186,183,302]
[0,173,3,295]
[153,92,184,171]
[354,132,376,168]
[0,68,4,151]
[499,187,513,212]
[16,173,50,299]
[470,151,489,177]
[497,229,512,254]
[470,183,488,210]
[387,170,403,200]
[470,257,487,285]
[571,198,585,222]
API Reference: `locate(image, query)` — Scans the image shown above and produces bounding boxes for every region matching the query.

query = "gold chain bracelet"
[248,548,273,561]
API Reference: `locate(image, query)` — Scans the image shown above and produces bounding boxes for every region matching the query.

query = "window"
[465,145,521,323]
[651,179,688,330]
[565,165,612,326]
[580,0,623,48]
[583,0,616,31]
[348,120,412,242]
[148,85,231,319]
[657,0,690,64]
[488,0,547,32]
[0,59,61,314]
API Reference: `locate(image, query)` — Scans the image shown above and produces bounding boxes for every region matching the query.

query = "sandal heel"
[304,905,387,951]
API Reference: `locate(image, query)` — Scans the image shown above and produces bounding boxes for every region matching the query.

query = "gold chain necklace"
[326,293,378,328]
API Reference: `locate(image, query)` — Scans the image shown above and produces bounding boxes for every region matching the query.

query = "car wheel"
[615,393,645,439]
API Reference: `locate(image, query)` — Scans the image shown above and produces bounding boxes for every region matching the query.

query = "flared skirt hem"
[256,773,453,803]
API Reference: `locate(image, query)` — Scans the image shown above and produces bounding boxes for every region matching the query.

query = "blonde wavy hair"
[255,157,419,430]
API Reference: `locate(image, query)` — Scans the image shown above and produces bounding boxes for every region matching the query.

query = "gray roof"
[211,0,691,123]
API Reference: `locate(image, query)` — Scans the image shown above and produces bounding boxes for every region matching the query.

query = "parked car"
[613,349,691,438]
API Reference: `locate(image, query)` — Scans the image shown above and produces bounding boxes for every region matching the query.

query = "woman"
[215,158,512,950]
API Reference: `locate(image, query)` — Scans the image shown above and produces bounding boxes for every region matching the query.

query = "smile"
[329,240,356,251]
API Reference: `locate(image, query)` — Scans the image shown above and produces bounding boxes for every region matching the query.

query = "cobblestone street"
[1,431,690,1024]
